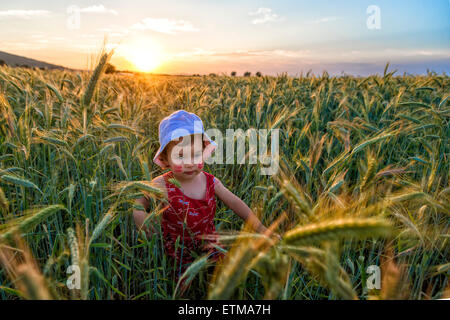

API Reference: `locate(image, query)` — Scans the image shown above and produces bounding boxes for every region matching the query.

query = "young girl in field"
[133,110,275,283]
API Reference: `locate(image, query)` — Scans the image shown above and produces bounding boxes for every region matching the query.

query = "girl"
[132,110,276,281]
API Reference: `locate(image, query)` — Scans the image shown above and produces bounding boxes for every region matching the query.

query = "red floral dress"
[160,170,224,274]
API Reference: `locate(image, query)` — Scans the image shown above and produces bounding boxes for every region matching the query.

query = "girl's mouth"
[184,171,195,175]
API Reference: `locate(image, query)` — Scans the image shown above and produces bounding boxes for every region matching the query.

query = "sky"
[0,0,449,76]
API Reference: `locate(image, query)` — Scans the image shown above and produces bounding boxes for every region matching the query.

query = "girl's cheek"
[173,165,183,173]
[197,163,204,170]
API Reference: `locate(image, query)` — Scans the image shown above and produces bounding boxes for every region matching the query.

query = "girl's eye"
[171,154,183,161]
[176,154,201,159]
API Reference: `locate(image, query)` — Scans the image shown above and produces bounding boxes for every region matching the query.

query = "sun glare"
[119,39,164,72]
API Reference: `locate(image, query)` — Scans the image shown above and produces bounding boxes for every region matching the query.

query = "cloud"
[0,10,51,19]
[166,47,450,75]
[131,18,198,34]
[167,49,314,65]
[174,48,309,58]
[163,51,450,77]
[382,48,450,59]
[249,8,284,24]
[80,5,118,15]
[306,17,342,24]
[171,48,217,57]
[80,34,100,39]
[30,34,45,39]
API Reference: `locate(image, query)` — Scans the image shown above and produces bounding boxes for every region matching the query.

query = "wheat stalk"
[82,50,114,107]
[283,218,393,245]
[1,205,67,242]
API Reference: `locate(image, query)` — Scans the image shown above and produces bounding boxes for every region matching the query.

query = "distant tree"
[0,59,6,66]
[209,73,217,77]
[244,71,251,77]
[256,71,262,77]
[105,63,116,74]
[21,64,30,69]
[231,71,237,77]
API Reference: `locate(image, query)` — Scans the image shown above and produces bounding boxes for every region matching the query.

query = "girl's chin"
[171,170,198,177]
[183,170,197,176]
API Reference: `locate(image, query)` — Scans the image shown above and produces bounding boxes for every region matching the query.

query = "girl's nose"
[184,160,195,167]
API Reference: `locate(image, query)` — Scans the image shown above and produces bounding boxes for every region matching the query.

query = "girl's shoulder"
[203,171,221,189]
[202,170,214,180]
[197,170,211,181]
[152,174,167,188]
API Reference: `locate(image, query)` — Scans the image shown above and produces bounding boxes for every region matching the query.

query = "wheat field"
[0,53,448,300]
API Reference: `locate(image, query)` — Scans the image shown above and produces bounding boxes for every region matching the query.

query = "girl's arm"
[214,177,272,235]
[133,196,151,232]
[132,176,166,237]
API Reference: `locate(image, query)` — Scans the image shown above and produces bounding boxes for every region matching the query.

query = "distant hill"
[0,51,68,70]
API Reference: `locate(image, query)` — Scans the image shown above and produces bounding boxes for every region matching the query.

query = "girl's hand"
[214,177,282,242]
[267,230,282,241]
[261,226,282,241]
[272,233,282,241]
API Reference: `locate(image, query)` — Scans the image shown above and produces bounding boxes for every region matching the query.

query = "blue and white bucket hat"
[153,110,217,167]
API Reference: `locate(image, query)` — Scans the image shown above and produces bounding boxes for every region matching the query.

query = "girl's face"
[162,134,205,179]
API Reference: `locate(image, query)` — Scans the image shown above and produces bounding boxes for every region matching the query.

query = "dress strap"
[202,171,216,199]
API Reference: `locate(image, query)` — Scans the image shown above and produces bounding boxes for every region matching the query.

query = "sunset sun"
[128,50,162,72]
[119,39,164,72]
